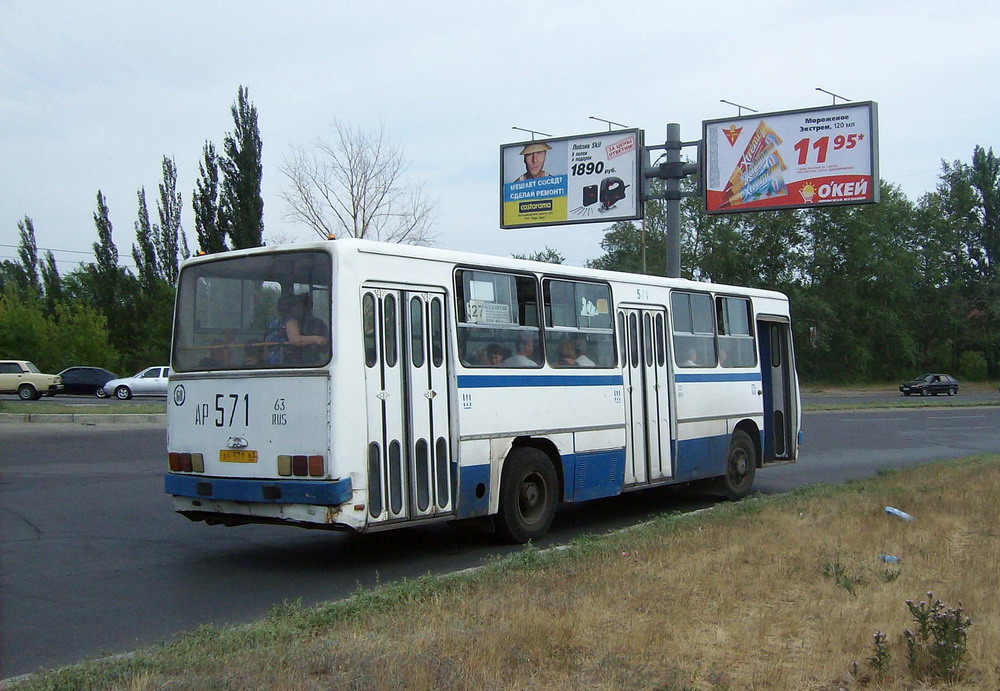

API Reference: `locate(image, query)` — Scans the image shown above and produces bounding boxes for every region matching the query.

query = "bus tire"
[722,429,756,501]
[495,447,558,544]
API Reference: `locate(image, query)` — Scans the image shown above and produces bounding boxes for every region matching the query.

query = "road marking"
[839,418,901,422]
[923,425,995,430]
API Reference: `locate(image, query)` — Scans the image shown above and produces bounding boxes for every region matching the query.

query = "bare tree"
[280,120,438,245]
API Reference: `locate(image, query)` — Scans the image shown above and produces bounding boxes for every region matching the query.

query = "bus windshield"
[172,250,332,372]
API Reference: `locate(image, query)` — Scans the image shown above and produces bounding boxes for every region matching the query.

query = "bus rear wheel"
[721,429,756,501]
[495,447,558,544]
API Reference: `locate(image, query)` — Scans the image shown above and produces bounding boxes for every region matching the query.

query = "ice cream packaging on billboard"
[703,102,879,214]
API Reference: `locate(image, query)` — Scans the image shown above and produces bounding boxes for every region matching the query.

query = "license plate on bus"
[219,449,259,463]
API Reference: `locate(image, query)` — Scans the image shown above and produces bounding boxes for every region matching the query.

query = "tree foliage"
[194,141,227,254]
[219,85,264,249]
[280,119,438,245]
[2,86,996,388]
[155,156,188,284]
[588,151,1000,382]
[512,247,565,264]
[132,187,159,291]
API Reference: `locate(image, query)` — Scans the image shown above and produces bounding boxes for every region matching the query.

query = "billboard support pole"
[664,123,682,278]
[643,123,700,278]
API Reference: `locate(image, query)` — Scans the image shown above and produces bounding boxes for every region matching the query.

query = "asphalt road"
[3,405,1000,679]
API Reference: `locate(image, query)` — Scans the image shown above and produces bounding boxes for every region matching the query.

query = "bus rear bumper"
[166,474,357,529]
[165,474,353,505]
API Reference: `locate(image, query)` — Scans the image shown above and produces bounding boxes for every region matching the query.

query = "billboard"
[500,129,642,229]
[702,102,879,214]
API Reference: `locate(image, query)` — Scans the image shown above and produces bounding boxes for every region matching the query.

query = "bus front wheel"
[721,429,756,501]
[495,447,558,544]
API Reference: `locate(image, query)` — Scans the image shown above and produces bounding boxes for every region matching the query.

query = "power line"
[0,242,96,256]
[0,251,138,270]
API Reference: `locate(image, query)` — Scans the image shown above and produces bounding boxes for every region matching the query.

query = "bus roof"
[179,238,789,301]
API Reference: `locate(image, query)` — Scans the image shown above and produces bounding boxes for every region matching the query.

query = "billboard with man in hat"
[501,130,641,229]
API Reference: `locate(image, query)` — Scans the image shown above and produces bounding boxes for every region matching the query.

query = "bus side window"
[671,291,717,367]
[455,269,540,368]
[542,279,615,368]
[363,293,377,367]
[716,296,755,368]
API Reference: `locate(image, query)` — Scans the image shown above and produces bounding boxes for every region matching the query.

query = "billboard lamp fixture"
[720,99,758,116]
[816,87,850,104]
[511,126,551,140]
[589,116,629,131]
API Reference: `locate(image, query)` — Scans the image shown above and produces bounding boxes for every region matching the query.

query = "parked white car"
[102,366,171,400]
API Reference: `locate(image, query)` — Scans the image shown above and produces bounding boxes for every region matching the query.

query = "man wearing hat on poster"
[515,142,552,181]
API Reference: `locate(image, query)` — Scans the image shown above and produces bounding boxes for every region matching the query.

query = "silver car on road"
[102,366,171,400]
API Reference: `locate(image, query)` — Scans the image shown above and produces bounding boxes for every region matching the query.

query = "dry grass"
[16,456,1000,690]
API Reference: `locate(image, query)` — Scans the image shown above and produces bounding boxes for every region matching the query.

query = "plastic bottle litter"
[884,506,915,521]
[879,554,901,564]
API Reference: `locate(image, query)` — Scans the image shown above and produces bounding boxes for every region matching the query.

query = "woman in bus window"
[265,295,328,365]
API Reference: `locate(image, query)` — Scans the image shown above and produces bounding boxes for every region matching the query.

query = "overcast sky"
[2,1,997,273]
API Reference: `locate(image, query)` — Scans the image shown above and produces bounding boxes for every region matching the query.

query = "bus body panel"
[168,375,331,480]
[165,238,801,537]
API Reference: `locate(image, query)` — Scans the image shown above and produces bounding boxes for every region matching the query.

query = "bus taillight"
[277,454,325,477]
[168,452,203,473]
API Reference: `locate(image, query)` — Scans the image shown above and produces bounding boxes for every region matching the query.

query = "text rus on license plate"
[219,449,258,463]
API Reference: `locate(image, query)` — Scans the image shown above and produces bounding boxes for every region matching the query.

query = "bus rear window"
[172,250,332,372]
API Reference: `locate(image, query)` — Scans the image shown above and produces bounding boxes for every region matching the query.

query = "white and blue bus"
[165,239,800,542]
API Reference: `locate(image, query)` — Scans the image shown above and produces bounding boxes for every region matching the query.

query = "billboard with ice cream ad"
[702,102,879,214]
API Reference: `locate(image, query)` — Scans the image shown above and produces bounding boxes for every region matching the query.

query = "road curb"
[0,413,166,424]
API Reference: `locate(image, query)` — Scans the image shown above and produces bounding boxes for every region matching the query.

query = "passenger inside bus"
[265,295,329,365]
[479,343,506,366]
[680,346,698,367]
[502,332,538,367]
[555,338,580,367]
[575,338,596,366]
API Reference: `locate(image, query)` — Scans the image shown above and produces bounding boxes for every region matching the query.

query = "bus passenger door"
[403,291,453,519]
[757,318,796,463]
[363,288,453,525]
[619,307,672,486]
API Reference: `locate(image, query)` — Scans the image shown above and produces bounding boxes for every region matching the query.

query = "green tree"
[931,146,1000,376]
[155,156,188,284]
[132,187,159,292]
[194,141,227,254]
[12,216,42,299]
[512,247,565,263]
[40,250,62,315]
[219,85,264,249]
[0,293,53,363]
[0,294,120,372]
[587,219,666,275]
[796,182,920,381]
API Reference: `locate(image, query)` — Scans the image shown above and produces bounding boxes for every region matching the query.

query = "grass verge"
[0,401,165,415]
[9,455,1000,689]
[804,398,1000,412]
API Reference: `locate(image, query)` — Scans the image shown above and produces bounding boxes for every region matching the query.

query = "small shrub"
[822,557,866,596]
[957,350,987,381]
[860,592,973,684]
[867,630,891,680]
[904,593,972,682]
